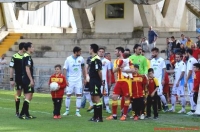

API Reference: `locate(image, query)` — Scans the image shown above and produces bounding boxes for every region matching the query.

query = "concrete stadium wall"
[5,31,200,66]
[95,0,134,33]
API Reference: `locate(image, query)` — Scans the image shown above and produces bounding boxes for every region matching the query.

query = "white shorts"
[66,81,82,95]
[187,83,193,96]
[171,85,185,96]
[101,81,108,95]
[157,77,163,96]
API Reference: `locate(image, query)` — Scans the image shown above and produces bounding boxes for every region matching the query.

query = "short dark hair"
[193,63,200,69]
[171,36,175,39]
[90,44,99,53]
[73,46,81,53]
[133,44,141,51]
[54,64,61,69]
[186,48,193,55]
[148,68,154,73]
[104,52,110,57]
[24,42,32,51]
[175,52,183,57]
[125,48,130,52]
[134,64,139,69]
[116,47,124,53]
[19,42,25,50]
[151,47,159,52]
[99,47,105,51]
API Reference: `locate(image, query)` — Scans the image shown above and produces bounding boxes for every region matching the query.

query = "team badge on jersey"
[158,61,160,63]
[10,62,14,67]
[78,60,81,63]
[28,60,31,65]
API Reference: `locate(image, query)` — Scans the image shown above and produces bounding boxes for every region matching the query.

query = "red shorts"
[113,81,130,97]
[163,83,170,94]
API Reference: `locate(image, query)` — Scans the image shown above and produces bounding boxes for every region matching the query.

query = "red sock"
[121,97,125,110]
[123,105,128,115]
[123,100,130,115]
[112,105,118,115]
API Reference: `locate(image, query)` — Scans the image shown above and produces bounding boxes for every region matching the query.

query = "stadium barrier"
[0,65,54,93]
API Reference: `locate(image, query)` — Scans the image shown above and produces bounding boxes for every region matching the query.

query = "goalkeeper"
[129,44,148,75]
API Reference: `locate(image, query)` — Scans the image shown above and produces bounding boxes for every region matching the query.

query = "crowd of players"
[9,41,200,122]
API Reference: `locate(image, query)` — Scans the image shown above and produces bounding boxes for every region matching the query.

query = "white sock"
[85,93,93,107]
[192,99,196,111]
[104,96,110,110]
[129,104,132,109]
[189,95,195,111]
[160,94,167,106]
[180,96,186,110]
[171,95,176,110]
[76,97,82,109]
[65,96,71,110]
[76,109,80,112]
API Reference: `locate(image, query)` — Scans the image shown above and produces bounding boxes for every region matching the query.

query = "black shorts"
[23,80,34,94]
[84,82,90,92]
[89,79,101,96]
[15,80,23,90]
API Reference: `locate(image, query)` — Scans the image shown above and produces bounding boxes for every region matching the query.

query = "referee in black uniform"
[9,42,25,117]
[19,42,36,119]
[88,44,103,122]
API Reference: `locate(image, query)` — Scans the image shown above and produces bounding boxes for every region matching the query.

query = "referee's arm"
[26,66,34,87]
[98,70,102,82]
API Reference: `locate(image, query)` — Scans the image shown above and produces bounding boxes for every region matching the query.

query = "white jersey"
[150,57,166,79]
[174,60,186,86]
[186,57,197,82]
[101,58,111,81]
[63,55,85,82]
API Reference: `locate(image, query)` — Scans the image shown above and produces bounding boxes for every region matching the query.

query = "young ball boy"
[131,65,146,121]
[146,68,159,119]
[49,64,67,119]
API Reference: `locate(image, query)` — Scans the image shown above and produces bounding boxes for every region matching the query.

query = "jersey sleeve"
[143,57,148,74]
[187,60,193,71]
[113,60,117,69]
[161,59,166,69]
[153,78,159,87]
[150,60,153,68]
[81,57,85,67]
[9,56,15,68]
[63,58,68,70]
[107,60,112,70]
[59,76,67,89]
[181,62,186,72]
[96,59,102,71]
[24,56,31,67]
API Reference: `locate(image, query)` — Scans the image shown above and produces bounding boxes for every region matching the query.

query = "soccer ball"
[50,82,59,91]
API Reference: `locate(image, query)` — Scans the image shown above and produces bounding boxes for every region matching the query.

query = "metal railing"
[0,65,54,92]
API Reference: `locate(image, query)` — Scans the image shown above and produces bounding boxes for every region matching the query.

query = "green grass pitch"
[0,90,200,132]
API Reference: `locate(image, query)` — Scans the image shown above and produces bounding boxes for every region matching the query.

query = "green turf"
[0,90,200,132]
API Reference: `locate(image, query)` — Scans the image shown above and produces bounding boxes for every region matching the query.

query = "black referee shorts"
[89,78,101,96]
[23,79,34,94]
[15,80,23,90]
